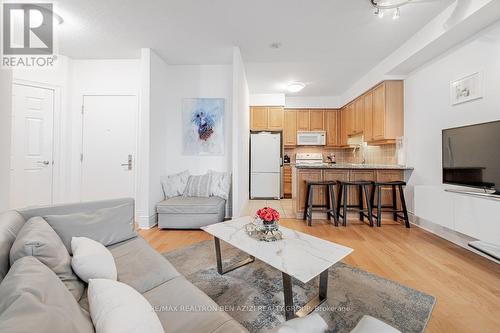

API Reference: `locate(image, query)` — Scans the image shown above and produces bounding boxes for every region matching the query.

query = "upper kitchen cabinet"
[340,107,349,146]
[371,81,403,143]
[309,110,325,130]
[250,106,284,131]
[283,110,297,147]
[363,91,373,142]
[325,110,340,147]
[296,110,310,131]
[268,107,284,130]
[353,98,364,135]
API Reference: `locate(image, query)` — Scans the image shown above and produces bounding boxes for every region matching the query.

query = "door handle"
[121,154,133,170]
[37,160,50,166]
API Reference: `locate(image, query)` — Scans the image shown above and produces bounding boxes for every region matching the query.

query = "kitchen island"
[292,164,413,220]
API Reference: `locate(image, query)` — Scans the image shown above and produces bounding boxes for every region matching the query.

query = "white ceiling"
[55,0,454,96]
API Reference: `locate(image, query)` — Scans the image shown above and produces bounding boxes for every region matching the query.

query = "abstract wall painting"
[182,98,225,155]
[451,72,483,105]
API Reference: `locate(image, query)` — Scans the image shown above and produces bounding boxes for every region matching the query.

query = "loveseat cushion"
[107,236,180,293]
[0,211,25,283]
[10,217,84,300]
[143,276,247,333]
[0,256,94,333]
[157,196,225,215]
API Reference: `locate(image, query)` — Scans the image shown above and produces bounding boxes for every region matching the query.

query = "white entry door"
[81,95,137,201]
[10,84,54,208]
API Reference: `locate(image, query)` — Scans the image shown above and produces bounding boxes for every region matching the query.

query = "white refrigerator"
[250,132,282,199]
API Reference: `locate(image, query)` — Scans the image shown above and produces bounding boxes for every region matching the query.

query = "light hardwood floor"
[140,217,500,333]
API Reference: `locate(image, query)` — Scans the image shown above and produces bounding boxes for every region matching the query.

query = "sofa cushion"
[10,216,84,300]
[208,170,231,200]
[183,174,213,197]
[0,256,94,333]
[43,202,137,254]
[0,211,25,283]
[71,237,117,282]
[161,170,190,199]
[107,236,180,293]
[144,276,247,333]
[157,196,225,215]
[88,279,164,333]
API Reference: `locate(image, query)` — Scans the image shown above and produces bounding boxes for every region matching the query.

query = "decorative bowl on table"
[245,207,283,242]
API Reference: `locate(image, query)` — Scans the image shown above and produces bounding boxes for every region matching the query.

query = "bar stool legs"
[372,182,410,228]
[337,181,374,227]
[303,181,338,226]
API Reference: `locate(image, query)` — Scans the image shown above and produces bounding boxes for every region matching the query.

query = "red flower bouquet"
[255,207,280,225]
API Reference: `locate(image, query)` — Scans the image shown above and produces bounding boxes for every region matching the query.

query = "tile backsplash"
[285,144,397,165]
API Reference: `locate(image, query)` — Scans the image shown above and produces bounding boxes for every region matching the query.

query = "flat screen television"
[442,120,500,194]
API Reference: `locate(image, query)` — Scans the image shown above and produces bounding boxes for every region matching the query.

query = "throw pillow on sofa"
[161,170,190,199]
[183,174,213,197]
[208,170,231,199]
[43,202,137,255]
[88,279,164,333]
[0,256,94,333]
[71,237,117,282]
[9,216,84,300]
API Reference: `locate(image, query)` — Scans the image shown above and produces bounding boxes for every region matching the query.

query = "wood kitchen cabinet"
[325,110,340,147]
[268,107,284,130]
[283,110,297,147]
[309,110,325,130]
[353,98,364,135]
[297,110,310,131]
[283,165,292,198]
[371,81,403,143]
[363,91,373,142]
[250,106,284,131]
[340,107,348,146]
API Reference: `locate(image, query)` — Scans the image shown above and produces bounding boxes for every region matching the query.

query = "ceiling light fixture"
[286,82,306,93]
[393,7,400,20]
[371,0,425,18]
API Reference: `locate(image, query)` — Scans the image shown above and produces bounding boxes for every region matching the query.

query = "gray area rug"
[164,240,435,333]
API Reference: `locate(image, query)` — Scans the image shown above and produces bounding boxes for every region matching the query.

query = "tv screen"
[442,120,500,193]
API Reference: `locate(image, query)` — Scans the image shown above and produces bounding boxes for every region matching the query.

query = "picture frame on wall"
[182,98,225,156]
[450,72,483,105]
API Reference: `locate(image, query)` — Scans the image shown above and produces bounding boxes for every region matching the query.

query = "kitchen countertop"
[294,163,413,170]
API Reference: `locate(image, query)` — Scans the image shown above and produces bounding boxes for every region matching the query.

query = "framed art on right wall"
[450,72,483,105]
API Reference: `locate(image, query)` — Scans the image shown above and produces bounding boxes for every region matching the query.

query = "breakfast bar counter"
[291,164,413,220]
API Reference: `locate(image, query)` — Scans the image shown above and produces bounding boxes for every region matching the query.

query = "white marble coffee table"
[202,217,353,320]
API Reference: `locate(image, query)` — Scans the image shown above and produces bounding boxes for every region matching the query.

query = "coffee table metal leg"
[214,237,255,275]
[282,269,329,320]
[282,272,295,320]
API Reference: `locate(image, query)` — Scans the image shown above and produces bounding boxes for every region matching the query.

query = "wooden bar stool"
[303,181,338,226]
[371,181,410,228]
[336,180,374,227]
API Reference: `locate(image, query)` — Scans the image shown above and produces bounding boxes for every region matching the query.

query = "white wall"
[163,65,233,175]
[232,47,250,217]
[148,51,170,225]
[250,93,285,106]
[0,70,12,211]
[285,95,341,108]
[405,21,500,245]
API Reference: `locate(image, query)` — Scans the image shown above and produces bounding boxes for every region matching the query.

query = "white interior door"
[10,84,54,208]
[81,95,137,201]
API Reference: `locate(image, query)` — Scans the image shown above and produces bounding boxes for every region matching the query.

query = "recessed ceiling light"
[287,82,306,93]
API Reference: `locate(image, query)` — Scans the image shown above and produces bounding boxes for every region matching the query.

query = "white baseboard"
[136,213,157,229]
[411,214,500,264]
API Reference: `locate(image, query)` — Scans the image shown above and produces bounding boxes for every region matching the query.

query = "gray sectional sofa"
[0,198,247,333]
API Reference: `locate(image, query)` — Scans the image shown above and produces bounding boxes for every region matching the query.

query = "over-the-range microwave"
[297,131,326,146]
